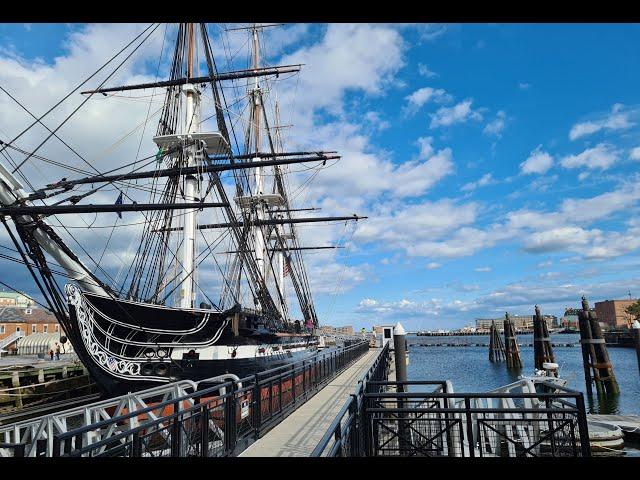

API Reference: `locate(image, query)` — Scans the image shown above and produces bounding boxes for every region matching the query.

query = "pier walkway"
[240,348,381,457]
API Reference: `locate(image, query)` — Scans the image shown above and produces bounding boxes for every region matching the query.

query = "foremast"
[179,23,201,309]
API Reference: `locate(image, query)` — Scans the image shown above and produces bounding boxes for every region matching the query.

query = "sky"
[1,23,640,331]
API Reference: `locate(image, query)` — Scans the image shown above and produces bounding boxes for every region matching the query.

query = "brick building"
[320,325,354,335]
[0,306,62,342]
[594,299,636,328]
[475,314,557,331]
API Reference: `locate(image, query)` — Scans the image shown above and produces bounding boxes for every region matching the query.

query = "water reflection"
[586,391,620,415]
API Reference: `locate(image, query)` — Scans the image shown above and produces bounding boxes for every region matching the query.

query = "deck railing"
[49,339,370,457]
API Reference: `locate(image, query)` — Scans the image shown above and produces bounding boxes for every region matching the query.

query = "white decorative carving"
[65,284,142,378]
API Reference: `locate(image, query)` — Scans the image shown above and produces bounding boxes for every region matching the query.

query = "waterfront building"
[0,307,63,348]
[594,299,637,328]
[560,308,580,328]
[320,325,354,335]
[0,291,34,307]
[475,314,557,331]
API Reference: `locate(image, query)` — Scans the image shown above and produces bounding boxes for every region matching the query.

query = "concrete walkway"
[240,348,381,457]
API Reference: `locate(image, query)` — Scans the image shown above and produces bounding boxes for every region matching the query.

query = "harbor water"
[407,333,640,415]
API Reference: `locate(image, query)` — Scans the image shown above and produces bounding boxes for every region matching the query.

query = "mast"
[250,24,267,310]
[273,99,286,316]
[179,23,201,309]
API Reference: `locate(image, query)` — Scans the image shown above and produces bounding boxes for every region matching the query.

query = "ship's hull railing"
[8,339,370,457]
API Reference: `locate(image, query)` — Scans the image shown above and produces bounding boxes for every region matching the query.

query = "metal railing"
[313,372,591,458]
[0,330,25,350]
[49,339,370,457]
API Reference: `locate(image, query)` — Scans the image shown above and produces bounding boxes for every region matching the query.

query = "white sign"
[241,400,249,419]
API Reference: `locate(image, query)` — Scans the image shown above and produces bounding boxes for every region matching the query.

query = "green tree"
[624,300,640,322]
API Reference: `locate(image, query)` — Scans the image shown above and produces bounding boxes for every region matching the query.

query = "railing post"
[253,374,261,439]
[52,436,61,458]
[171,401,181,457]
[464,397,475,458]
[544,397,557,456]
[224,382,237,455]
[291,364,296,405]
[348,394,358,457]
[575,393,591,457]
[334,424,342,457]
[200,404,209,457]
[131,431,142,457]
[302,360,306,399]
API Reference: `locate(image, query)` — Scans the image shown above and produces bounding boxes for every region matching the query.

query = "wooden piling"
[533,305,557,376]
[489,320,505,362]
[578,297,620,395]
[633,322,640,375]
[503,312,523,369]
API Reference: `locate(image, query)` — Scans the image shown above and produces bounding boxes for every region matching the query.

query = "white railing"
[0,330,25,350]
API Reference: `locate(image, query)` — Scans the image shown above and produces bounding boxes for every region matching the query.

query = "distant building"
[560,308,580,329]
[320,325,354,335]
[475,314,557,331]
[0,291,34,307]
[594,299,636,329]
[0,307,63,352]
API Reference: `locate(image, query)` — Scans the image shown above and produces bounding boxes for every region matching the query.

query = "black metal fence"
[313,348,590,458]
[51,340,370,457]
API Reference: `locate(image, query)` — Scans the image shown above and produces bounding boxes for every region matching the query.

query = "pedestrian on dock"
[55,344,61,361]
[49,349,54,361]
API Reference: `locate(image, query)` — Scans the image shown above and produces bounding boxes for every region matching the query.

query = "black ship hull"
[64,284,319,396]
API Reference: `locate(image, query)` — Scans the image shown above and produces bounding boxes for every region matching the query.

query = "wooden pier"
[239,348,381,456]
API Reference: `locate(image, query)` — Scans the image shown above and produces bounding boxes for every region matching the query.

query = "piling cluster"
[577,297,620,395]
[533,305,557,377]
[484,297,623,396]
[488,320,505,362]
[503,313,523,369]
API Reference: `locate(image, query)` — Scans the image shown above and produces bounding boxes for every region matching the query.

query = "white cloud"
[560,143,619,170]
[426,262,441,269]
[520,145,553,175]
[523,227,597,253]
[462,173,495,192]
[569,103,634,140]
[418,63,438,78]
[630,146,640,161]
[404,86,450,115]
[483,110,506,137]
[475,267,491,272]
[518,82,531,90]
[429,99,482,128]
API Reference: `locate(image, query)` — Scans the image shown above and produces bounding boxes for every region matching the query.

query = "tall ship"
[0,23,364,395]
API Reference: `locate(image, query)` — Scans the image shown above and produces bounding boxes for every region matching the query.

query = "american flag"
[283,256,291,277]
[115,191,123,219]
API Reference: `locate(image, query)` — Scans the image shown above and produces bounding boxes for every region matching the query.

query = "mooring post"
[533,306,543,371]
[633,321,640,375]
[393,322,409,455]
[489,320,505,362]
[534,305,557,376]
[503,313,523,369]
[585,297,620,395]
[578,297,594,395]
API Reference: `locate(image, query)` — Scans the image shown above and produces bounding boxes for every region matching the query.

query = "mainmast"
[251,25,267,293]
[179,23,201,309]
[273,99,287,317]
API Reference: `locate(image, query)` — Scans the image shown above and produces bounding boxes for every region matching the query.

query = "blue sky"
[2,23,640,331]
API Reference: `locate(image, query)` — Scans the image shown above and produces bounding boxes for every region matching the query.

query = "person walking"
[49,349,54,361]
[55,344,61,361]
